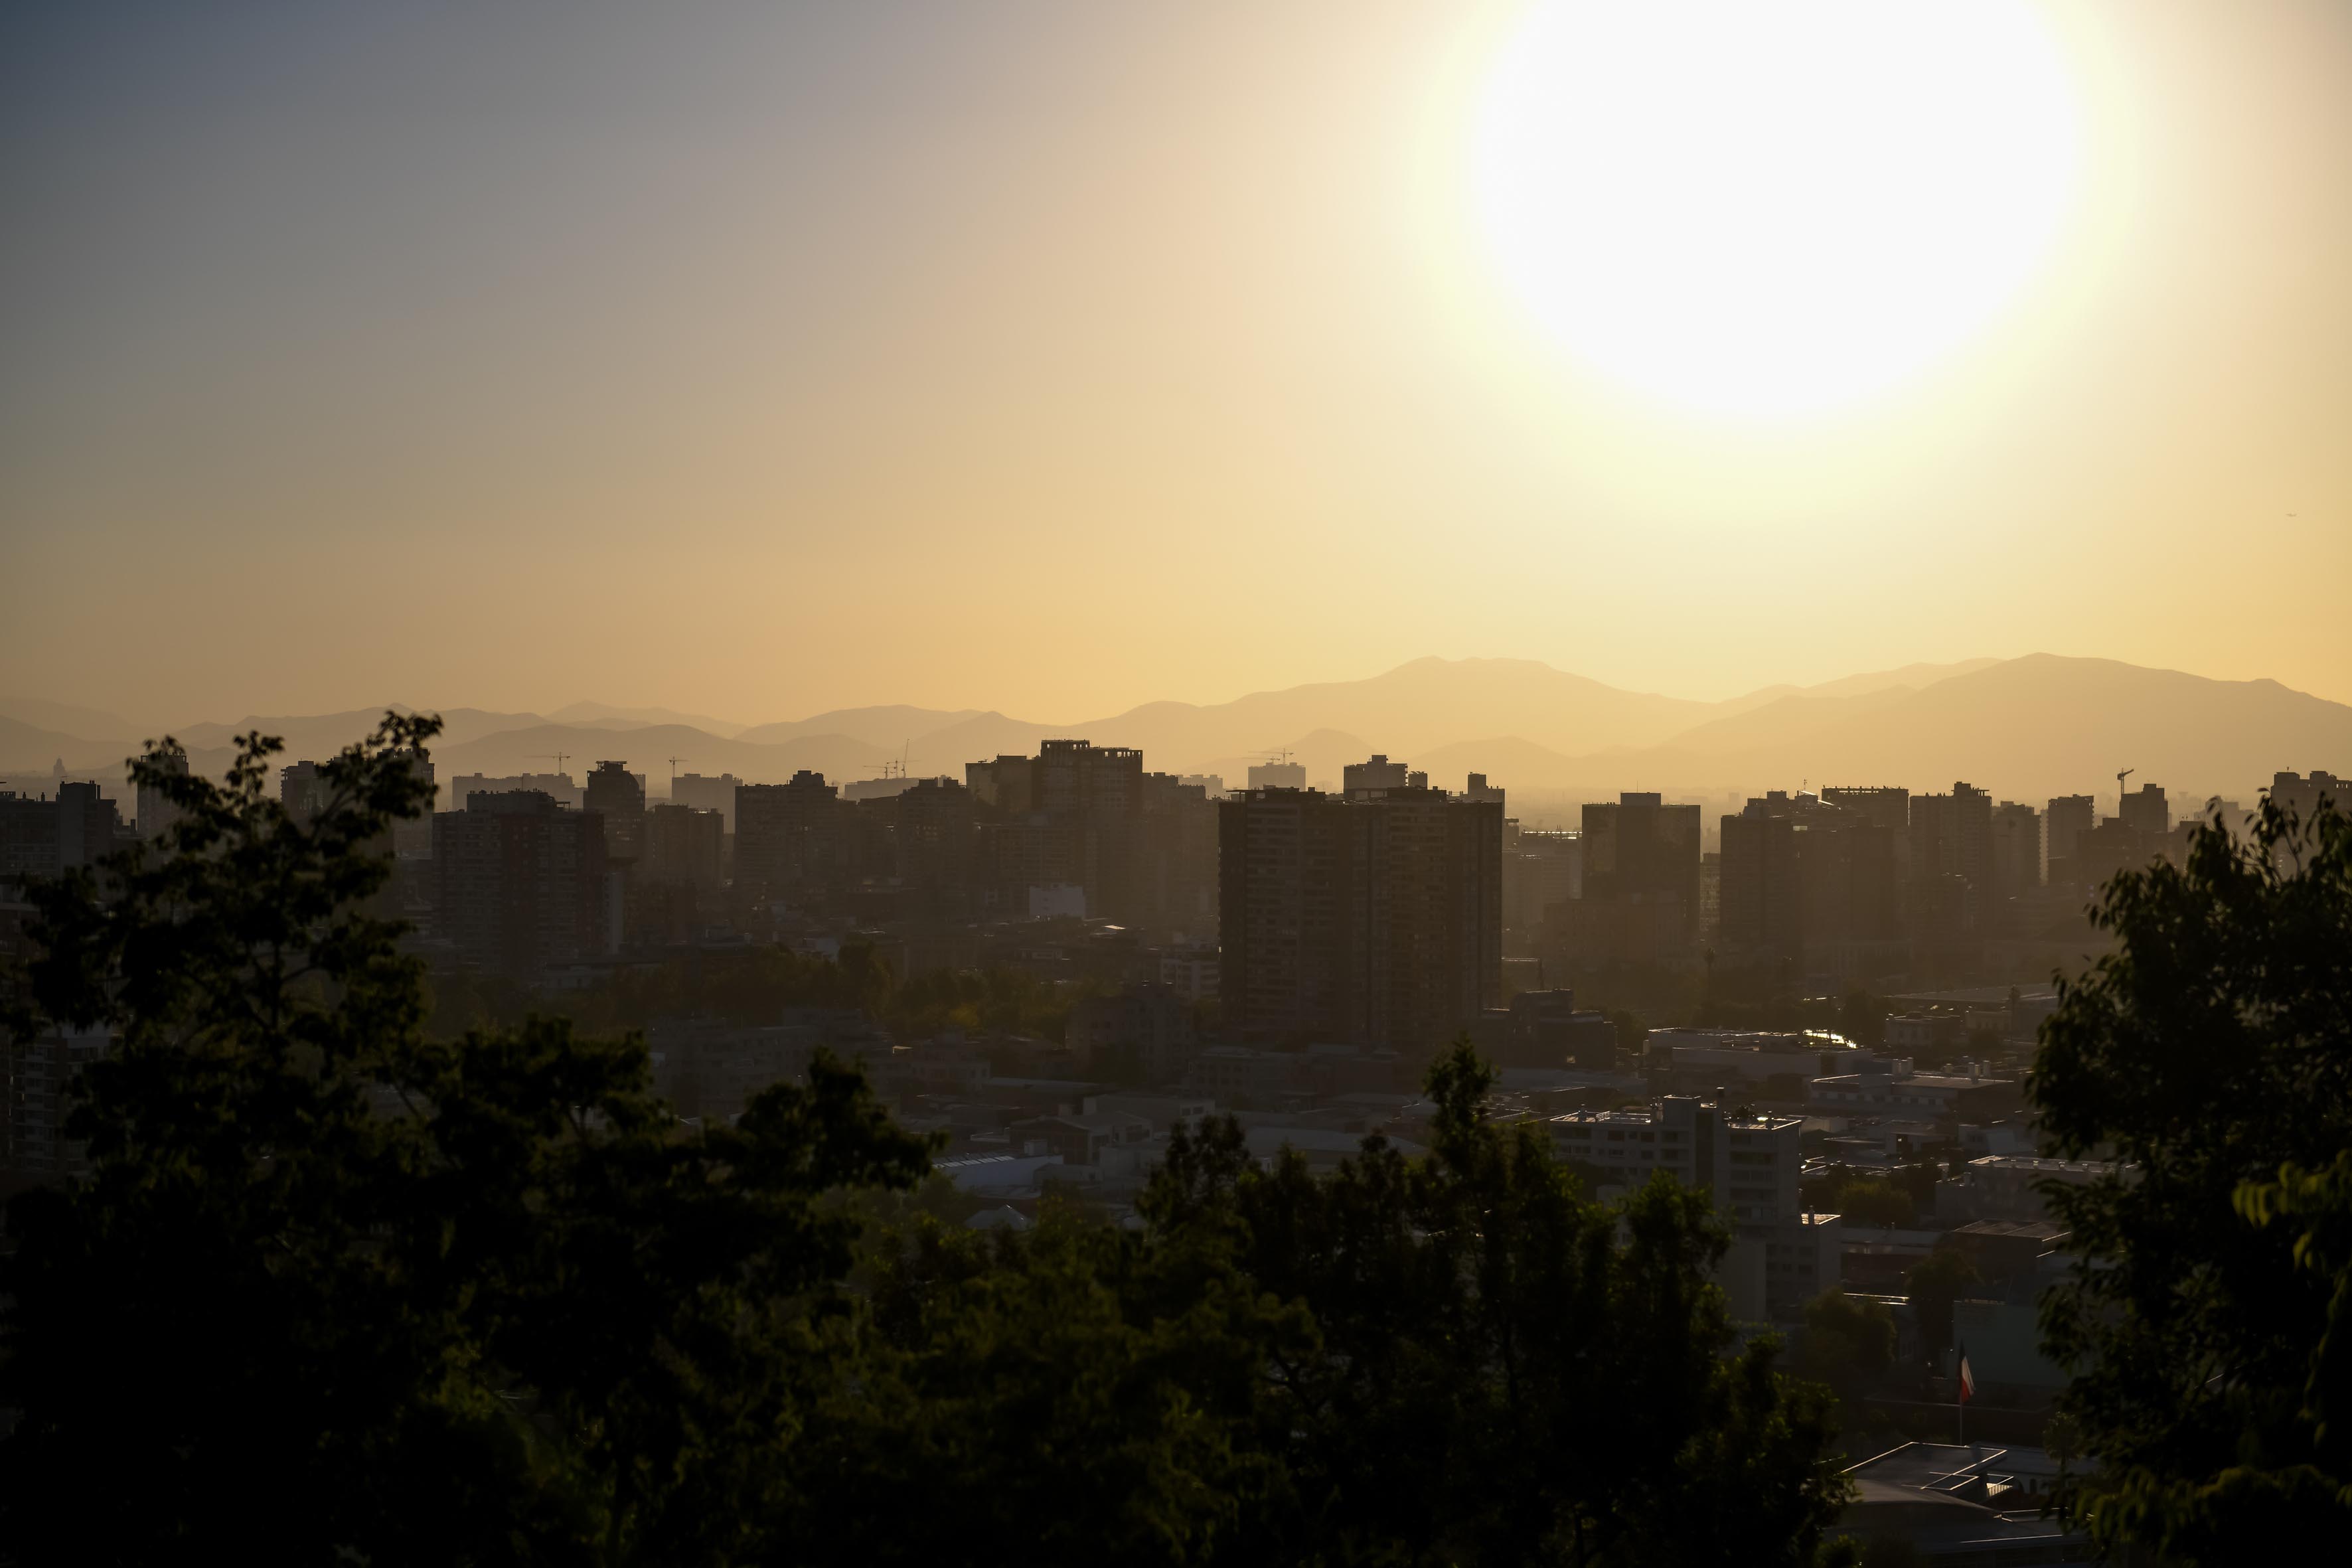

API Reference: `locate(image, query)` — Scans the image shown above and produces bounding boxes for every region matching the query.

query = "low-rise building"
[1838,1445,2082,1563]
[1938,1153,2119,1224]
[1065,982,1198,1081]
[1809,1059,2021,1125]
[1646,1027,1869,1098]
[1549,1093,1833,1322]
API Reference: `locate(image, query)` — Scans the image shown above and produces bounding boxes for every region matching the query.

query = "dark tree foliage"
[1137,1042,1850,1567]
[433,935,1110,1046]
[2031,794,2352,1561]
[790,1196,1303,1566]
[1794,1289,1897,1408]
[3,720,1853,1566]
[0,720,934,1565]
[1900,1245,1979,1358]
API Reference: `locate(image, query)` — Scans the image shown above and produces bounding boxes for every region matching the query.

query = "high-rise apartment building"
[1342,754,1423,795]
[432,791,609,978]
[1988,801,2043,902]
[1245,758,1306,791]
[1135,772,1217,939]
[1219,785,1502,1054]
[280,761,331,825]
[964,740,1154,923]
[453,772,582,811]
[734,771,851,894]
[1568,792,1703,961]
[2045,795,2096,875]
[53,781,120,870]
[892,777,979,917]
[670,771,742,831]
[1909,783,1992,890]
[1718,797,1802,963]
[137,749,189,842]
[642,803,724,888]
[1713,790,1907,977]
[584,761,647,864]
[965,754,1036,811]
[1503,828,1581,935]
[2118,782,2170,838]
[1,793,59,882]
[2266,771,2345,874]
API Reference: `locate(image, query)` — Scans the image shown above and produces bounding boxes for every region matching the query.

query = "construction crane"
[532,751,572,776]
[2116,766,2135,802]
[666,756,689,789]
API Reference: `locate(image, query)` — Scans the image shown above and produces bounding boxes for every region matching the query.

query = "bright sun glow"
[1472,0,2082,418]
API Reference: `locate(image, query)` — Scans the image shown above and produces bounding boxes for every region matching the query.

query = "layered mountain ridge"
[6,654,2345,807]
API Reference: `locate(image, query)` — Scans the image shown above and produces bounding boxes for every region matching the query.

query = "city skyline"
[10,650,2349,811]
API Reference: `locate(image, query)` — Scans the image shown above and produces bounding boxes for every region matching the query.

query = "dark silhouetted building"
[2044,794,2095,881]
[965,740,1148,923]
[1910,783,1992,891]
[670,771,741,830]
[432,791,609,979]
[1470,988,1617,1069]
[1719,795,1803,965]
[2118,781,2169,838]
[1219,785,1502,1054]
[643,803,724,888]
[1343,754,1425,795]
[1136,772,1217,939]
[1245,758,1306,791]
[734,771,850,895]
[1567,792,1702,963]
[584,761,647,864]
[1988,801,2042,903]
[280,761,330,825]
[137,751,189,842]
[1502,826,1581,940]
[453,772,582,811]
[55,781,121,870]
[2266,771,2345,874]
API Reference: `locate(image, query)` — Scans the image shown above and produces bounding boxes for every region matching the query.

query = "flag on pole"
[1958,1350,1976,1405]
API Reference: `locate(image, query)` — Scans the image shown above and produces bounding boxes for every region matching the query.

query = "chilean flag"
[1958,1350,1976,1405]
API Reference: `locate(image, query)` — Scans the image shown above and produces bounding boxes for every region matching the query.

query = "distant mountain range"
[6,654,2346,808]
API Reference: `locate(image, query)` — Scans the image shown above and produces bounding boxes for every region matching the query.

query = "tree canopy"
[2030,791,2352,1561]
[4,718,1851,1565]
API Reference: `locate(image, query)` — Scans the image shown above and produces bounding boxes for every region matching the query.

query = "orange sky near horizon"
[3,0,2347,727]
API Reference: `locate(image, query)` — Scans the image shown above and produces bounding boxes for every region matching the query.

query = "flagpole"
[1956,1343,1968,1448]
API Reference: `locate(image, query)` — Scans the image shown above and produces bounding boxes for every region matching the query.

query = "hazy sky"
[4,0,2348,726]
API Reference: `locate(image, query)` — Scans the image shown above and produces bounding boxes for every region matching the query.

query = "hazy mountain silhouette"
[0,716,116,773]
[1707,658,2001,716]
[0,699,146,745]
[1427,656,2350,803]
[735,706,987,751]
[1069,657,1713,763]
[546,701,751,738]
[12,656,2341,805]
[167,707,554,759]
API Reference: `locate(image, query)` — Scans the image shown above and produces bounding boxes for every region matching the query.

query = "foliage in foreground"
[2,718,1849,1565]
[2031,791,2352,1561]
